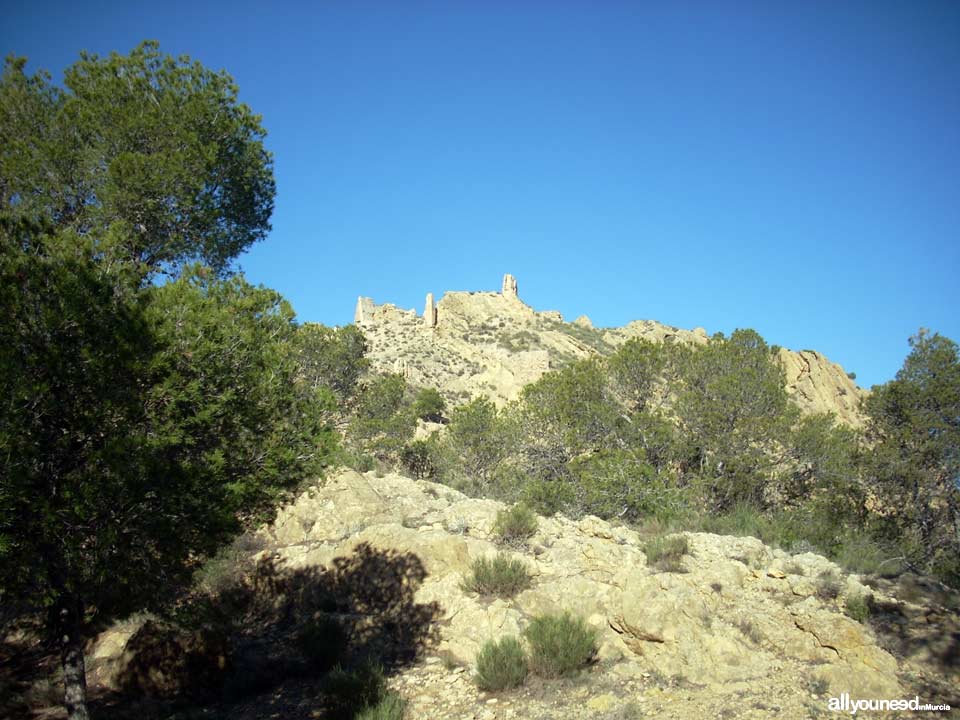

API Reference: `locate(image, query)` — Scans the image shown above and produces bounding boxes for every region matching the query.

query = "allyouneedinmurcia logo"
[828,693,951,714]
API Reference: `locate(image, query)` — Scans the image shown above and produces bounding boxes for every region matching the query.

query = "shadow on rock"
[91,541,441,719]
[866,574,960,709]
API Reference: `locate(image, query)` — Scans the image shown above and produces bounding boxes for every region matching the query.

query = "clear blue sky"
[5,1,959,388]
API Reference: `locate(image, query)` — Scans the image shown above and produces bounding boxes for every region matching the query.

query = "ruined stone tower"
[501,273,518,298]
[423,292,437,328]
[354,296,374,324]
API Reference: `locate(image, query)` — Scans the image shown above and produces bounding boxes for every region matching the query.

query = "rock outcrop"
[778,348,864,426]
[267,472,901,697]
[85,469,957,718]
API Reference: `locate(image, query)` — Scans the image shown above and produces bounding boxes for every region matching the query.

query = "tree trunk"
[59,599,90,720]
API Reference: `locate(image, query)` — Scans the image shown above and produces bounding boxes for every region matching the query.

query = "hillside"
[76,469,957,719]
[354,274,866,426]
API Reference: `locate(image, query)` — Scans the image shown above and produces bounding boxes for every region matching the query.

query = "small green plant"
[815,571,842,602]
[710,582,723,593]
[324,660,387,715]
[493,504,538,544]
[475,636,528,691]
[784,561,806,576]
[439,650,460,671]
[411,387,446,421]
[644,534,689,572]
[736,618,762,645]
[446,515,470,534]
[194,532,266,595]
[400,440,434,479]
[807,675,830,697]
[524,612,597,678]
[610,701,644,720]
[297,615,348,671]
[462,554,532,598]
[844,594,871,623]
[356,691,406,720]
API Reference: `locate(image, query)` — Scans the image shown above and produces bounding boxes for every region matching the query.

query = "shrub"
[807,675,830,696]
[521,474,577,516]
[784,561,805,576]
[411,387,445,421]
[832,533,897,576]
[644,535,689,573]
[475,636,529,691]
[400,440,434,479]
[446,515,469,535]
[493,504,538,544]
[815,571,842,602]
[324,661,387,715]
[194,532,266,595]
[524,612,597,677]
[432,397,513,493]
[736,618,762,645]
[356,691,406,720]
[297,615,348,671]
[462,554,532,598]
[844,594,872,623]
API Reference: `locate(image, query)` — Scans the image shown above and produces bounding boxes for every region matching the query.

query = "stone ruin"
[354,296,375,324]
[423,292,437,328]
[354,273,520,329]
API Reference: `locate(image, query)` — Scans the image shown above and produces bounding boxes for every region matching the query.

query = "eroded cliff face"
[353,274,867,425]
[778,348,866,427]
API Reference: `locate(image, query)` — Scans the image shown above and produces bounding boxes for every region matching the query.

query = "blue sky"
[5,1,959,388]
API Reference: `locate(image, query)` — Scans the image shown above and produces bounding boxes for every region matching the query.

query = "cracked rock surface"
[266,469,906,715]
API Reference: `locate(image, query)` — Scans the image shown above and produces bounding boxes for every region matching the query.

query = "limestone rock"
[84,469,933,717]
[87,618,227,697]
[778,348,866,427]
[573,315,593,329]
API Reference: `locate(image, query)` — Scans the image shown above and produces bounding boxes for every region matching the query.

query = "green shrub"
[411,387,445,421]
[521,475,577,516]
[431,397,514,494]
[693,502,773,541]
[644,535,689,573]
[356,691,406,720]
[736,618,762,645]
[324,661,387,715]
[524,612,597,677]
[462,554,532,598]
[493,504,538,544]
[832,533,897,576]
[844,594,871,623]
[400,440,435,479]
[475,636,528,691]
[783,561,805,576]
[194,532,266,596]
[297,615,348,671]
[815,571,842,602]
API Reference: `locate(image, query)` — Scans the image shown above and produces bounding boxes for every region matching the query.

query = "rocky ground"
[55,469,955,719]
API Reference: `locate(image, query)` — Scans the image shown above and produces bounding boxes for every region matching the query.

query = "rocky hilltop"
[354,274,866,426]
